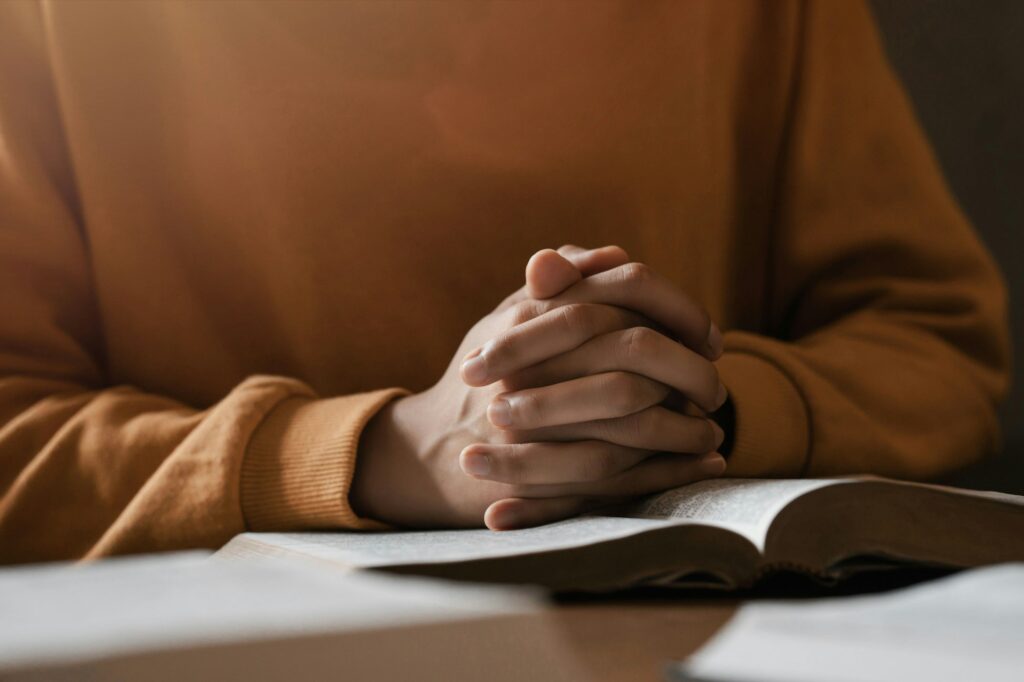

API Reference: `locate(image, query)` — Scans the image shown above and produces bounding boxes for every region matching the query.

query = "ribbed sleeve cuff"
[240,388,407,531]
[716,351,810,477]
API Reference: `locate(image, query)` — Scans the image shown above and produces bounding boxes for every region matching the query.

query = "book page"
[0,551,539,673]
[675,564,1024,682]
[225,515,674,569]
[623,478,852,550]
[225,478,858,569]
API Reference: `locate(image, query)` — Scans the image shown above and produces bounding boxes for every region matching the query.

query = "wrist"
[350,397,400,521]
[350,391,435,526]
[243,389,404,531]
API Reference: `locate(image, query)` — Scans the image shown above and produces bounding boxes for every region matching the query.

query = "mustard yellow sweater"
[0,0,1010,563]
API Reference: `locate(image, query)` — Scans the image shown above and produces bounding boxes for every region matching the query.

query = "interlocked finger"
[524,263,722,360]
[483,451,727,530]
[504,326,727,413]
[488,371,670,430]
[497,244,630,311]
[460,439,652,485]
[461,303,647,386]
[519,405,725,454]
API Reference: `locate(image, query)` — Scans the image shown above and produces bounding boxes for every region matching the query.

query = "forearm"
[0,374,400,563]
[719,1,1011,478]
[717,316,1008,479]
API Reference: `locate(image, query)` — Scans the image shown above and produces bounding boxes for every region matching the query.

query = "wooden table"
[542,599,737,680]
[13,601,737,681]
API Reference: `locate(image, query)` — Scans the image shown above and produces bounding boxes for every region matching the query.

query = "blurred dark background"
[870,1,1023,492]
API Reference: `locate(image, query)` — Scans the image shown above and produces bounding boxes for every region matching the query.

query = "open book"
[217,477,1024,591]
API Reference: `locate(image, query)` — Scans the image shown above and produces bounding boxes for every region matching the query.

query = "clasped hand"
[351,245,728,530]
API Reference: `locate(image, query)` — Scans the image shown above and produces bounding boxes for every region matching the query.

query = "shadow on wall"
[870,0,1024,492]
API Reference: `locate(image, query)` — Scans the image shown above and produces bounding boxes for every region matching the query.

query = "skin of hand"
[351,246,727,530]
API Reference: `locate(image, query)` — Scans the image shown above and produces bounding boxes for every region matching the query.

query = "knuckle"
[618,261,653,287]
[501,443,528,483]
[512,392,544,426]
[511,300,541,326]
[622,326,658,361]
[483,329,524,368]
[483,336,515,370]
[556,303,593,335]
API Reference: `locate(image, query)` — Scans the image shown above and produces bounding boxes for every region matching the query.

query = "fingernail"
[460,449,492,477]
[709,420,725,450]
[714,382,729,410]
[488,399,513,427]
[461,354,488,385]
[706,323,724,359]
[699,452,727,475]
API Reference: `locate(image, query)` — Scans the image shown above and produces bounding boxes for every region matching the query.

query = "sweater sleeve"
[718,0,1011,479]
[0,1,399,564]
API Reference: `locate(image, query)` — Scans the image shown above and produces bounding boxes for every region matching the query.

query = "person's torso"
[45,0,797,404]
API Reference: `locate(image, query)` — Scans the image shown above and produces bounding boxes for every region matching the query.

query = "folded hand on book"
[351,245,728,530]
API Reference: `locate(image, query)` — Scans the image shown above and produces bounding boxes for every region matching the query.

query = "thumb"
[526,244,630,299]
[525,249,581,299]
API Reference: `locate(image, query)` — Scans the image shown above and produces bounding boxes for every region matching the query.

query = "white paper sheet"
[677,563,1024,682]
[0,551,539,672]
